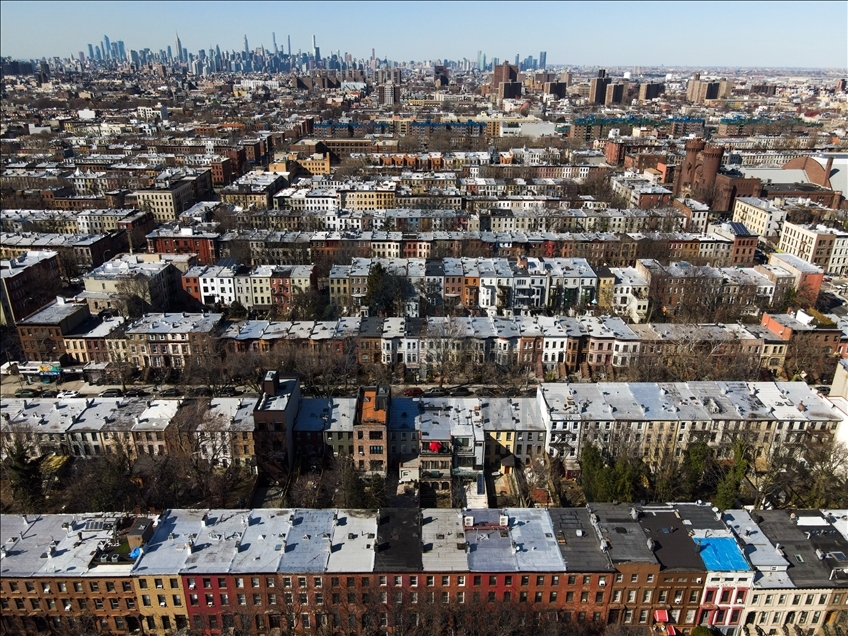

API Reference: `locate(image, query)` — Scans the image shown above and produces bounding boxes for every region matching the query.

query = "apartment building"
[732,197,787,239]
[0,250,62,326]
[778,222,848,274]
[81,254,182,315]
[16,299,91,362]
[134,168,212,223]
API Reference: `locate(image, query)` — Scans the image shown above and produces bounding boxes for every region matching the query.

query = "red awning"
[654,610,669,623]
[666,626,677,636]
[429,441,442,452]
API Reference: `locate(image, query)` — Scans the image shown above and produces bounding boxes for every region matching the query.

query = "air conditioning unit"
[499,515,509,527]
[463,516,474,528]
[599,580,606,586]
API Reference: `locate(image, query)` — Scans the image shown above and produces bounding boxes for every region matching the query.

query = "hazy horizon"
[1,1,846,70]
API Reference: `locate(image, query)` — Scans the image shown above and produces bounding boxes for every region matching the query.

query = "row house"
[124,312,222,371]
[201,228,771,275]
[539,380,842,473]
[63,315,127,365]
[5,504,843,636]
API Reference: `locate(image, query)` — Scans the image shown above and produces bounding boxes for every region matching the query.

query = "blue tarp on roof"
[696,537,750,571]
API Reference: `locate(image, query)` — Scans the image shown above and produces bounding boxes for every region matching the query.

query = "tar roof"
[639,509,706,572]
[674,503,728,532]
[759,510,848,588]
[374,509,423,572]
[548,508,613,572]
[590,503,658,565]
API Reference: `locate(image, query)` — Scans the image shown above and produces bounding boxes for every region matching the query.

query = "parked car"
[99,388,123,398]
[450,386,473,396]
[159,387,182,397]
[57,390,79,399]
[424,388,447,397]
[124,389,147,398]
[402,387,424,397]
[15,388,41,398]
[41,390,59,398]
[216,386,239,397]
[188,387,213,397]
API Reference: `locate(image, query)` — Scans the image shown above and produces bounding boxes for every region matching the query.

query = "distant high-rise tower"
[589,69,611,104]
[312,35,319,61]
[244,34,249,54]
[539,51,547,69]
[87,44,94,60]
[103,35,111,59]
[515,53,519,67]
[287,35,291,56]
[272,32,278,54]
[175,33,182,62]
[477,50,483,71]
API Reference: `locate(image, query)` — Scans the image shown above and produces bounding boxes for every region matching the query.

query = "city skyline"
[1,0,846,69]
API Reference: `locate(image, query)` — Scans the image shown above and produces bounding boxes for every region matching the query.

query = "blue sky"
[1,1,846,68]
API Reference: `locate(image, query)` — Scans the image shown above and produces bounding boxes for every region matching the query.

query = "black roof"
[639,510,706,572]
[374,509,423,572]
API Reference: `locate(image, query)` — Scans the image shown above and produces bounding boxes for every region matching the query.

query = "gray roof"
[133,509,208,576]
[277,509,335,573]
[548,508,614,572]
[590,503,658,565]
[420,509,468,572]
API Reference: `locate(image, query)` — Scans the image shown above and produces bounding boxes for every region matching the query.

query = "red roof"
[655,610,669,623]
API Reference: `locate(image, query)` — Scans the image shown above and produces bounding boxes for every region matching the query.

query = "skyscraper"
[87,44,94,60]
[287,35,291,56]
[539,51,547,69]
[103,35,111,60]
[175,33,182,62]
[477,50,483,71]
[117,41,126,62]
[312,35,319,61]
[515,54,519,67]
[272,32,278,54]
[244,34,249,54]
